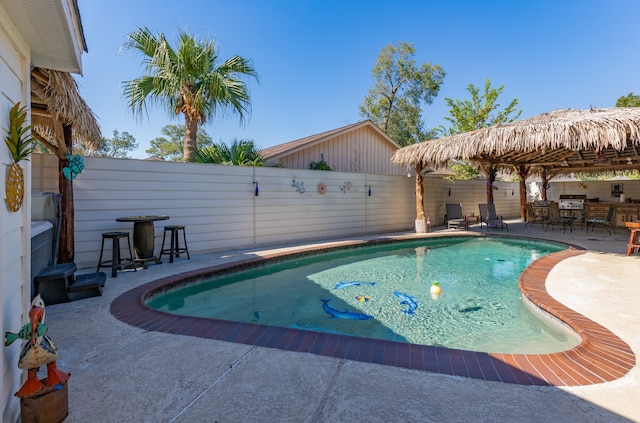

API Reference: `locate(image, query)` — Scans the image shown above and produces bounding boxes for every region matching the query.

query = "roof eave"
[1,0,87,74]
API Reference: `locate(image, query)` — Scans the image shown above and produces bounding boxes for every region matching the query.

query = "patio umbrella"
[392,107,640,226]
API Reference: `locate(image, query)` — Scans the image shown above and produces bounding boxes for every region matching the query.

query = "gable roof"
[261,120,400,160]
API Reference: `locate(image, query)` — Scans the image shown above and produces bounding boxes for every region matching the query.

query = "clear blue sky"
[76,0,640,159]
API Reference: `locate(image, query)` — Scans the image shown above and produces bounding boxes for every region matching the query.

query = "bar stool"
[97,231,137,277]
[159,225,190,263]
[625,222,640,255]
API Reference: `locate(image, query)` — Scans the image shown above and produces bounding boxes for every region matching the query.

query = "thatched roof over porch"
[30,67,101,157]
[392,107,640,176]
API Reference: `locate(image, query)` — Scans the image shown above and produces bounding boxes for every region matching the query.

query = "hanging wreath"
[317,183,327,195]
[62,154,84,180]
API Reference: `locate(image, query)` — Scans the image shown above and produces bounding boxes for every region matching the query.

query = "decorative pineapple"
[5,102,35,212]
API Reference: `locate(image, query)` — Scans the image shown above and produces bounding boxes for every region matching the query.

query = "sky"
[75,0,640,159]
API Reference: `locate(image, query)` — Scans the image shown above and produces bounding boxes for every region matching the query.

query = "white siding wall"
[547,180,640,203]
[32,154,416,269]
[278,126,407,175]
[0,6,31,422]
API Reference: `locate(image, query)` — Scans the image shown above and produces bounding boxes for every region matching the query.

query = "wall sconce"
[448,188,451,196]
[292,179,305,193]
[365,184,372,196]
[406,165,412,178]
[511,189,514,196]
[254,181,259,196]
[340,181,352,193]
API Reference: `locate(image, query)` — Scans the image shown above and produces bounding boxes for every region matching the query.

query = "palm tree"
[194,139,266,166]
[122,27,259,161]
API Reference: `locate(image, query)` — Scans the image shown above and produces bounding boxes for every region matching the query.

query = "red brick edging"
[111,238,635,386]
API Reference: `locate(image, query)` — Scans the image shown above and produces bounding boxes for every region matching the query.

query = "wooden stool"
[97,232,137,277]
[159,225,190,263]
[625,222,640,255]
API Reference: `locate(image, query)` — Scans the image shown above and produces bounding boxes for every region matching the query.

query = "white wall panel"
[33,154,416,268]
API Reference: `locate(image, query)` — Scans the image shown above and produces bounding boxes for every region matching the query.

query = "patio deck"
[41,220,640,422]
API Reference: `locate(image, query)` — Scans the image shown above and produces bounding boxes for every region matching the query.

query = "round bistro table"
[116,215,169,267]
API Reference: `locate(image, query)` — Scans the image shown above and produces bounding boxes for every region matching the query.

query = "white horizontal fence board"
[31,155,416,268]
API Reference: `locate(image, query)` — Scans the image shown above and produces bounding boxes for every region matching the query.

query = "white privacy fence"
[32,154,418,269]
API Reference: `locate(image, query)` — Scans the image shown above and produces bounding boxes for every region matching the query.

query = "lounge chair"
[478,203,508,231]
[585,205,616,235]
[446,203,466,230]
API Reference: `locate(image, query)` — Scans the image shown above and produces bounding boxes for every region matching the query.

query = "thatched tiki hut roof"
[392,107,640,227]
[30,67,101,158]
[29,67,101,263]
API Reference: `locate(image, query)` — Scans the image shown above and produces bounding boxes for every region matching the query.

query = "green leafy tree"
[146,124,213,161]
[439,78,521,180]
[193,138,265,166]
[79,129,138,158]
[439,78,521,136]
[122,27,259,162]
[616,92,640,107]
[359,42,445,147]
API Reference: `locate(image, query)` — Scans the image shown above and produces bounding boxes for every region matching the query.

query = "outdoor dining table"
[116,215,169,267]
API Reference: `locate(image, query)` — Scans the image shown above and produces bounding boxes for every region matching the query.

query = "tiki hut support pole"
[516,164,531,221]
[414,163,427,233]
[58,124,74,263]
[541,170,550,201]
[485,166,497,204]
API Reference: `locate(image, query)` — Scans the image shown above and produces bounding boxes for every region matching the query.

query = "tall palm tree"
[122,27,259,161]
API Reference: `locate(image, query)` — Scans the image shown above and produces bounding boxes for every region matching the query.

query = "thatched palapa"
[30,67,101,158]
[392,107,640,230]
[392,107,640,174]
[29,67,101,264]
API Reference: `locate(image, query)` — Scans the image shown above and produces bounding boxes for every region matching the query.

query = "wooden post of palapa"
[414,163,427,232]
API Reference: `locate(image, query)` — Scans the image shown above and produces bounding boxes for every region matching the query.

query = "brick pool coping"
[110,236,635,386]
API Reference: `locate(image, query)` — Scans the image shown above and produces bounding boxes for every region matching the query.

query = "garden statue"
[4,294,70,397]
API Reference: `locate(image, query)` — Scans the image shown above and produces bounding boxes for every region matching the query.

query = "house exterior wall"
[32,154,416,269]
[0,5,31,422]
[275,126,407,176]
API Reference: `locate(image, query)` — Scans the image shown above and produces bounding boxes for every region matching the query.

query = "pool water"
[147,237,580,354]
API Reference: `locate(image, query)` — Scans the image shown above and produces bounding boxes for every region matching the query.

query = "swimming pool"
[147,236,579,354]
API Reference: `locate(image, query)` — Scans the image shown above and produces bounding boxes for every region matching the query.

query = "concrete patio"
[38,220,640,422]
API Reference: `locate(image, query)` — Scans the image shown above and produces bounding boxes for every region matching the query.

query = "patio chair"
[445,203,466,230]
[585,205,616,235]
[525,202,546,227]
[478,203,508,231]
[544,202,567,232]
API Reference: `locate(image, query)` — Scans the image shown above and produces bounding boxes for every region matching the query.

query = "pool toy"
[393,291,418,316]
[321,298,373,320]
[333,281,377,290]
[430,281,442,295]
[4,294,70,397]
[355,295,371,302]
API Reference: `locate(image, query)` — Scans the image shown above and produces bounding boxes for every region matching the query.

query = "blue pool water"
[147,237,580,353]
